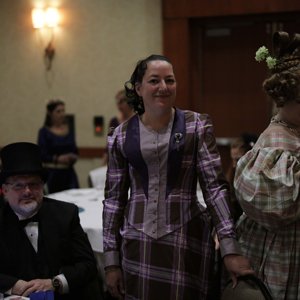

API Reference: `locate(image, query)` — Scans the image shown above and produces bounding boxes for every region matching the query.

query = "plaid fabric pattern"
[235,122,300,299]
[235,123,300,229]
[236,217,300,299]
[121,213,216,300]
[103,109,237,298]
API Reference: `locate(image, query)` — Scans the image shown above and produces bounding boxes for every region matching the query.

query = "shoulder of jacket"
[183,110,210,123]
[43,197,76,211]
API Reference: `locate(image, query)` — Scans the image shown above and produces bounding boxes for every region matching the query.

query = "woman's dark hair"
[124,54,171,115]
[44,99,65,127]
[263,31,300,107]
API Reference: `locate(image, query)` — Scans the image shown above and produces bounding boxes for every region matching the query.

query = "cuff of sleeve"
[55,274,69,294]
[103,250,120,268]
[219,238,242,258]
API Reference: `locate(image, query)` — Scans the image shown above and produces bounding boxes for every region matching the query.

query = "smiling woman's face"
[135,60,176,115]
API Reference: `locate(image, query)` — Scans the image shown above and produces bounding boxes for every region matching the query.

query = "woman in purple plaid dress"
[103,54,253,300]
[235,31,300,300]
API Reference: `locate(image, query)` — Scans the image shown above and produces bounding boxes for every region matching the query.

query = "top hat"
[221,275,273,300]
[0,142,47,184]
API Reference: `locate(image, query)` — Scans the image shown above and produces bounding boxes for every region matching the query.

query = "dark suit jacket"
[0,197,98,299]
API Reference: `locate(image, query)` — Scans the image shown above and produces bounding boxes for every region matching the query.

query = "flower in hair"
[255,46,269,62]
[266,56,277,69]
[255,46,277,69]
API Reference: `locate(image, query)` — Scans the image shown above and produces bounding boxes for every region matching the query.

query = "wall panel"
[163,0,300,18]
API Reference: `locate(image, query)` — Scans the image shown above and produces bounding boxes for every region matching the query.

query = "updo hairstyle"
[124,54,171,115]
[263,31,300,107]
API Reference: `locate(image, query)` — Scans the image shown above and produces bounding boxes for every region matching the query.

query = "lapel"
[2,204,38,276]
[123,109,186,199]
[3,203,24,246]
[38,200,60,273]
[124,114,149,198]
[166,108,186,196]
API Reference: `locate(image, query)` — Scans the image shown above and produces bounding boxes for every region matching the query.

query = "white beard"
[10,201,40,218]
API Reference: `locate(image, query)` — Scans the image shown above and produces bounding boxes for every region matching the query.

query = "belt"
[43,162,70,169]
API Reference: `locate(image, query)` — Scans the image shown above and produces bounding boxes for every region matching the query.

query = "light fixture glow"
[45,8,59,28]
[32,8,45,29]
[31,7,60,71]
[31,7,59,29]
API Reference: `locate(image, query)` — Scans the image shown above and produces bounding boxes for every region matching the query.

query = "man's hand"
[105,267,124,300]
[12,279,53,297]
[12,280,32,296]
[223,254,255,287]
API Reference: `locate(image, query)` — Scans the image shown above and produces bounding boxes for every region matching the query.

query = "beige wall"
[0,0,162,187]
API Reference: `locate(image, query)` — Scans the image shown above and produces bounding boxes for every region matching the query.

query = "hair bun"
[273,31,290,57]
[273,31,300,58]
[286,33,300,54]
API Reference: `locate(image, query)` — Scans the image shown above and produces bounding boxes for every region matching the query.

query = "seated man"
[0,142,99,299]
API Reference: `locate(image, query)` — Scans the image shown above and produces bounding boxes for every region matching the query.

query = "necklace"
[271,116,300,136]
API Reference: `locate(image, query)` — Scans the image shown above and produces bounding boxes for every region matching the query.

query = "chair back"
[221,275,273,300]
[88,166,107,189]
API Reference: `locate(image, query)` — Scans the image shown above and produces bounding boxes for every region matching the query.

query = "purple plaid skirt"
[120,213,216,300]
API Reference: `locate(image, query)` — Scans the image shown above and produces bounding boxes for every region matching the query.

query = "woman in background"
[234,31,300,299]
[108,89,135,130]
[103,90,136,164]
[38,99,79,193]
[226,133,257,221]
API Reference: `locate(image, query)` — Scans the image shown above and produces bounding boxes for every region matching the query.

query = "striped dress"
[234,120,300,300]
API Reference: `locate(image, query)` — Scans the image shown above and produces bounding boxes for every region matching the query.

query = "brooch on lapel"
[174,133,183,143]
[174,133,183,150]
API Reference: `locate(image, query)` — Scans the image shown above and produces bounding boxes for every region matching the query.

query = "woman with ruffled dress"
[234,31,300,300]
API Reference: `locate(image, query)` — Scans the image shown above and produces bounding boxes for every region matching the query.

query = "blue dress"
[38,127,79,193]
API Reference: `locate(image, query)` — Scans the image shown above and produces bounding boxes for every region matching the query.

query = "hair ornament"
[266,56,277,69]
[255,46,269,61]
[255,46,277,69]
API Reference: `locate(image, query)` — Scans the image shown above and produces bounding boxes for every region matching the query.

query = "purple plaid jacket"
[103,108,240,266]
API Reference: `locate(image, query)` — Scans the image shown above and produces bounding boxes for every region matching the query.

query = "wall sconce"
[32,7,60,70]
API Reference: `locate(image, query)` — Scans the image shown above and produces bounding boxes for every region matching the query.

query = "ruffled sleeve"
[234,146,300,229]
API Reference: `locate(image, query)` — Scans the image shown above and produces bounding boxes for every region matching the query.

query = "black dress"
[38,127,79,193]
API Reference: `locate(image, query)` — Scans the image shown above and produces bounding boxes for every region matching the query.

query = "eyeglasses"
[5,181,44,192]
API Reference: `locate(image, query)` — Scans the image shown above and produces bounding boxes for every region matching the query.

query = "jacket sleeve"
[0,201,19,292]
[0,275,18,293]
[102,126,130,267]
[58,204,98,290]
[196,114,241,257]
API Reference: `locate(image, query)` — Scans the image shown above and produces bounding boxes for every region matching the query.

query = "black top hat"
[0,142,47,184]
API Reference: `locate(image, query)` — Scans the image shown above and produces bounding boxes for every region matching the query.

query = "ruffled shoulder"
[234,142,300,227]
[235,147,300,201]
